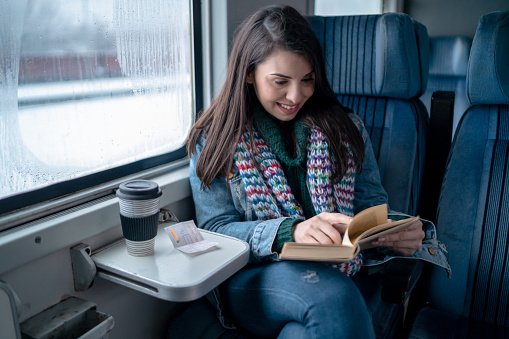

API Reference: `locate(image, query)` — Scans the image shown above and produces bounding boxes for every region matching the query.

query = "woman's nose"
[286,83,303,103]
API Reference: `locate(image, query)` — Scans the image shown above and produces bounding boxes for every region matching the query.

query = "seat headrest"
[308,13,428,99]
[467,11,509,105]
[429,36,471,76]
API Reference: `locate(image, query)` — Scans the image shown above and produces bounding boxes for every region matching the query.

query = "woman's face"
[247,49,315,122]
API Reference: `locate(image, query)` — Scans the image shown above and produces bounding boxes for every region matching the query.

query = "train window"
[314,0,383,15]
[0,0,197,215]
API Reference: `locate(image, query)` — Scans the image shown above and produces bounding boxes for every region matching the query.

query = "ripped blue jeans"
[219,261,376,339]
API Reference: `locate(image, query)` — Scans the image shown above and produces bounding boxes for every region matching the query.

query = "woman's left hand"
[371,219,425,256]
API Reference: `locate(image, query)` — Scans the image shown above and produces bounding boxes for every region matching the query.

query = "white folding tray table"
[92,222,250,302]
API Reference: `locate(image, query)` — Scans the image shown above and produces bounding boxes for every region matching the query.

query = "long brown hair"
[187,5,364,188]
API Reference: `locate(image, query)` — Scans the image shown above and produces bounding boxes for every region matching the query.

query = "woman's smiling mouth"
[277,102,300,114]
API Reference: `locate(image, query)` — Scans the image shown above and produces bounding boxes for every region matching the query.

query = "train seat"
[408,10,509,339]
[308,13,429,216]
[420,36,472,136]
[307,13,430,339]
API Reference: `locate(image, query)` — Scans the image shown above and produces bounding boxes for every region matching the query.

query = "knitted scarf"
[234,120,362,276]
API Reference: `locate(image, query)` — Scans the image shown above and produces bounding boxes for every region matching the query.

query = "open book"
[279,204,419,263]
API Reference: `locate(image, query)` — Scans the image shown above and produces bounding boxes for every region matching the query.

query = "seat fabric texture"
[408,10,509,339]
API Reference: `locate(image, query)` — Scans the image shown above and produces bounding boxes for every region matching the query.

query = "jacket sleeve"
[348,113,389,214]
[189,141,284,262]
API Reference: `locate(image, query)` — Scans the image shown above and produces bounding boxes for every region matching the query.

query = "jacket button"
[228,172,234,179]
[428,248,436,255]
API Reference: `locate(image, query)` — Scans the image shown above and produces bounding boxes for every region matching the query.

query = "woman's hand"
[292,212,352,244]
[372,219,425,256]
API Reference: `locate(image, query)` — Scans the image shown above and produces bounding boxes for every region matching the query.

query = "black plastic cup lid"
[116,180,162,200]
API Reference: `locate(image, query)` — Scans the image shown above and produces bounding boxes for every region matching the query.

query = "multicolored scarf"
[234,125,362,276]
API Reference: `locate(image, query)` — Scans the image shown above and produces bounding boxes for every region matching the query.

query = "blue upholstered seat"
[307,14,430,339]
[308,13,429,216]
[408,11,509,339]
[420,36,472,136]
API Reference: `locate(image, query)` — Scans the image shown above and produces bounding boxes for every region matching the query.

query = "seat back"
[420,36,472,136]
[427,11,509,325]
[308,14,429,215]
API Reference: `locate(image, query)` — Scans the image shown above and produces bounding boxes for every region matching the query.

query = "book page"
[343,204,387,246]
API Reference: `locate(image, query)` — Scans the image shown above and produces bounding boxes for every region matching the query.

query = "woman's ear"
[246,72,254,84]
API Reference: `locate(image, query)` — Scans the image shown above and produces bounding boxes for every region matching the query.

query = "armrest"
[380,258,425,304]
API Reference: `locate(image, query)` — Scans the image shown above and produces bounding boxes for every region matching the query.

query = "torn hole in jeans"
[300,270,319,283]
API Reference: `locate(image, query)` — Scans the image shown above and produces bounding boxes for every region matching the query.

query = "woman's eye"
[274,80,287,85]
[302,77,315,83]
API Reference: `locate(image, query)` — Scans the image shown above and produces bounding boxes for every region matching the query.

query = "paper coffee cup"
[116,180,162,256]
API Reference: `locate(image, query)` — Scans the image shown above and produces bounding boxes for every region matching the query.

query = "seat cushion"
[427,105,509,317]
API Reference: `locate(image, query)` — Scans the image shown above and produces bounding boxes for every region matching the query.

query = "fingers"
[332,222,348,234]
[372,220,425,256]
[323,212,353,226]
[292,212,352,245]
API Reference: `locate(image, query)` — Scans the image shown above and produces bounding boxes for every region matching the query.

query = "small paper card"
[164,220,218,253]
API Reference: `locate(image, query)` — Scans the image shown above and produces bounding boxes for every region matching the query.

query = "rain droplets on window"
[0,0,193,199]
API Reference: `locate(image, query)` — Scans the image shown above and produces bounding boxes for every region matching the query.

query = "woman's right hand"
[292,212,353,245]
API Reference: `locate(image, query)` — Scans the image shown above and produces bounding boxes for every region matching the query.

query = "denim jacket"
[189,113,451,277]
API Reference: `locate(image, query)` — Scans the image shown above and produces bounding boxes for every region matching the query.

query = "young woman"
[187,5,449,338]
